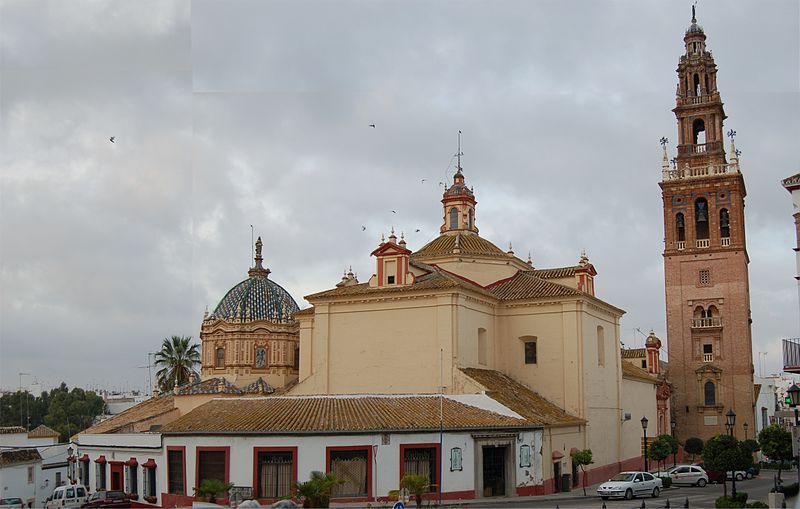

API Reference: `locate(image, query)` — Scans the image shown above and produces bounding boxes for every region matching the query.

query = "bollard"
[602,503,606,509]
[683,496,689,508]
[665,499,670,508]
[641,501,646,509]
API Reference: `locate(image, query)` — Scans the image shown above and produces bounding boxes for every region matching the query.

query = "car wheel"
[652,487,660,498]
[697,478,707,487]
[736,473,744,481]
[625,488,633,500]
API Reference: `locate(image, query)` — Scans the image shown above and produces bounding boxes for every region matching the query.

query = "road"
[467,475,793,508]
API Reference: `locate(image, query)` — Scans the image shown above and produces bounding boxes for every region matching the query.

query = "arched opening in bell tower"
[693,73,701,96]
[720,208,730,238]
[695,198,709,239]
[676,213,686,242]
[692,119,706,145]
[449,207,458,229]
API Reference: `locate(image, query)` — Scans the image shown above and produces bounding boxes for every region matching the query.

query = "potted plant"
[293,471,342,508]
[400,474,430,509]
[195,478,233,503]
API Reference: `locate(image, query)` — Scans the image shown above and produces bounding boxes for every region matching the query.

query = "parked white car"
[44,485,88,509]
[597,471,663,500]
[667,465,709,486]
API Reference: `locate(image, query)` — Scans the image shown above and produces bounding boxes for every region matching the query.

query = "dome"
[209,236,300,324]
[211,275,299,323]
[686,22,704,34]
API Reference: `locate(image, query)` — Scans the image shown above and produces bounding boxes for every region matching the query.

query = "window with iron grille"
[167,450,184,495]
[330,449,368,498]
[699,269,710,286]
[403,447,437,492]
[257,451,293,499]
[198,450,226,485]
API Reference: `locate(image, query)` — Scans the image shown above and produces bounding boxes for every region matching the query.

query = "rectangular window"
[79,461,89,487]
[641,360,647,369]
[703,344,712,353]
[197,448,228,485]
[96,462,106,490]
[699,269,710,286]
[329,448,369,499]
[401,445,439,492]
[56,472,62,487]
[256,450,295,500]
[384,260,396,285]
[478,328,487,365]
[167,448,185,495]
[144,467,156,498]
[27,466,34,484]
[127,465,138,496]
[597,326,605,367]
[524,341,537,364]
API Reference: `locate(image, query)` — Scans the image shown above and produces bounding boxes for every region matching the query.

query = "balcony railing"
[721,237,731,246]
[703,353,714,362]
[783,338,800,373]
[696,239,710,248]
[663,161,740,182]
[692,317,722,328]
[676,241,686,250]
[676,92,721,106]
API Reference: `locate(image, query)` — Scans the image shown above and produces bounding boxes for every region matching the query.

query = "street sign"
[393,502,405,509]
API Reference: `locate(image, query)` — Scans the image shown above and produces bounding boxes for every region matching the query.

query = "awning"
[124,458,138,467]
[570,447,579,455]
[141,459,156,469]
[552,451,564,460]
[78,454,90,463]
[94,455,106,464]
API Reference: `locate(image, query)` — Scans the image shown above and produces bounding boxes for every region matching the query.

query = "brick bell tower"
[660,7,755,443]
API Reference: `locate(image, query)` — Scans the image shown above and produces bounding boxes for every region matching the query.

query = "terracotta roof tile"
[161,395,532,434]
[27,424,59,438]
[0,449,41,467]
[530,266,580,279]
[488,272,581,300]
[174,377,274,396]
[306,271,486,300]
[622,362,659,384]
[81,395,176,435]
[0,426,26,434]
[411,233,511,261]
[621,348,647,359]
[460,368,584,427]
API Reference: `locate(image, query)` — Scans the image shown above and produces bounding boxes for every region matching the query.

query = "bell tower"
[660,8,755,442]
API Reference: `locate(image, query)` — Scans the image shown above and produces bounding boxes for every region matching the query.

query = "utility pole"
[18,372,30,429]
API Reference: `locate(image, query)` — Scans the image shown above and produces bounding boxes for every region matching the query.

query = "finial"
[507,242,514,256]
[248,236,271,277]
[727,129,736,141]
[454,130,464,175]
[579,249,589,266]
[670,157,678,169]
[380,233,385,246]
[254,236,263,268]
[691,4,696,24]
[399,232,407,247]
[389,227,397,244]
[660,136,668,147]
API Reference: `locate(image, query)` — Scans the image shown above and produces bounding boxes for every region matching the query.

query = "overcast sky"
[1,0,798,393]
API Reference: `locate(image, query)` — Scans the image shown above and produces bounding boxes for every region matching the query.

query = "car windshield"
[610,473,635,482]
[89,493,105,501]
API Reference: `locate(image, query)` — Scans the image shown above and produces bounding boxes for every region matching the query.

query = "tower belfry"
[660,9,755,442]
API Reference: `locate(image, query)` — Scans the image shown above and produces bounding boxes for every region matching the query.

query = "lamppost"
[641,416,649,472]
[671,419,678,467]
[726,409,737,498]
[743,422,749,441]
[786,384,800,488]
[67,446,74,485]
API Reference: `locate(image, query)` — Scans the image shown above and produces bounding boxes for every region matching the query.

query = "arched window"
[215,348,225,368]
[449,208,459,229]
[693,73,701,96]
[468,209,473,230]
[676,213,685,242]
[695,198,709,239]
[704,380,716,406]
[597,326,605,367]
[693,306,705,319]
[692,118,706,144]
[707,305,718,318]
[477,328,487,366]
[720,208,730,238]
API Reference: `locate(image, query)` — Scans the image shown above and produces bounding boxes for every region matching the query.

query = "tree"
[154,335,201,392]
[703,434,751,498]
[758,424,793,481]
[401,474,431,508]
[684,437,704,462]
[648,435,674,473]
[570,449,593,495]
[293,471,342,508]
[44,384,106,441]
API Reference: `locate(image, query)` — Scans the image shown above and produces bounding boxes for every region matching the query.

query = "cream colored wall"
[293,295,458,395]
[621,377,659,462]
[542,425,584,483]
[436,260,519,286]
[455,295,498,371]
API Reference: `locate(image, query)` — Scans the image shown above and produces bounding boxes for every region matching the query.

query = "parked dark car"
[692,463,726,483]
[80,491,130,508]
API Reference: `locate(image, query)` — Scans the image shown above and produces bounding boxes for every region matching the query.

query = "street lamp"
[671,419,678,467]
[743,422,749,440]
[787,384,800,489]
[641,416,649,472]
[726,410,737,498]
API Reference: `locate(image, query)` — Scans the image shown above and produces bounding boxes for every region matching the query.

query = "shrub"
[715,492,748,508]
[745,502,769,508]
[195,479,234,503]
[783,482,799,497]
[659,476,672,488]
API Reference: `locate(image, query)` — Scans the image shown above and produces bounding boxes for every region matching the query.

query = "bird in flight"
[369,124,376,128]
[109,136,115,143]
[390,210,396,214]
[421,179,426,183]
[415,229,420,233]
[362,226,366,231]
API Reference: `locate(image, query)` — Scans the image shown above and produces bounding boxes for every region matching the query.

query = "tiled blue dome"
[212,275,299,323]
[210,236,299,323]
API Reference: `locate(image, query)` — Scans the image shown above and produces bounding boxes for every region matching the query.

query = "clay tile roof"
[27,424,59,438]
[305,271,480,300]
[782,173,800,190]
[488,272,581,300]
[81,395,176,435]
[529,266,579,279]
[411,233,510,260]
[0,426,27,434]
[294,307,315,316]
[622,348,647,359]
[460,368,584,427]
[161,395,532,434]
[622,362,659,384]
[0,448,41,467]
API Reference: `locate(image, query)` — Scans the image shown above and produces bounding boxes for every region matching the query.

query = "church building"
[660,8,756,442]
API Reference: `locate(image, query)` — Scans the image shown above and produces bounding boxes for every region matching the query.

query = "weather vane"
[454,130,464,172]
[727,129,736,140]
[735,149,741,158]
[660,137,669,147]
[670,157,678,169]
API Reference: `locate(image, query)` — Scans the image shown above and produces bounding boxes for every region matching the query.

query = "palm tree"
[154,336,200,392]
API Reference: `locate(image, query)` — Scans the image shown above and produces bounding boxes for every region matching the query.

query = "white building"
[0,425,69,507]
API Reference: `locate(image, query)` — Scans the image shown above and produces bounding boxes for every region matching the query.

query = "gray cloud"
[1,0,798,391]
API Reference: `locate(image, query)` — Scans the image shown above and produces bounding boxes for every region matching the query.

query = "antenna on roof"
[455,130,463,173]
[250,224,254,266]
